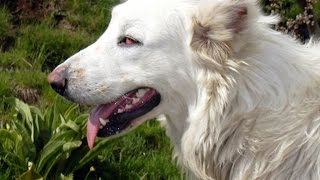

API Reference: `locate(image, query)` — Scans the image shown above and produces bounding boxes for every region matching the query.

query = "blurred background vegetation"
[0,0,319,179]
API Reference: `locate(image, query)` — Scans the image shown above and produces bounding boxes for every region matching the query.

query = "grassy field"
[1,0,320,179]
[0,0,180,179]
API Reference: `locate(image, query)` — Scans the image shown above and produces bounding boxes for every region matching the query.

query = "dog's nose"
[48,66,67,95]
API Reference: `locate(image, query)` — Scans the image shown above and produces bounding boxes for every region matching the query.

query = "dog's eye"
[119,36,140,46]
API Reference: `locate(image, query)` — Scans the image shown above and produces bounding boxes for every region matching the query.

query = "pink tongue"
[86,91,136,150]
[87,103,119,150]
[86,89,157,149]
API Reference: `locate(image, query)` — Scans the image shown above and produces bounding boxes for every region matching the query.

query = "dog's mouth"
[86,87,161,149]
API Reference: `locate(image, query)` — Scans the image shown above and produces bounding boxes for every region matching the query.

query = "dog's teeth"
[125,104,132,110]
[136,89,147,98]
[117,109,124,113]
[100,125,104,129]
[132,98,140,104]
[99,118,109,126]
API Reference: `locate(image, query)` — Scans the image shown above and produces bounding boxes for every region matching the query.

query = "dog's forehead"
[109,1,179,36]
[111,0,197,32]
[113,0,179,19]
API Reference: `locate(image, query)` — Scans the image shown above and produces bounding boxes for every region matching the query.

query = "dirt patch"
[14,0,54,22]
[14,86,41,104]
[0,0,68,24]
[0,0,74,52]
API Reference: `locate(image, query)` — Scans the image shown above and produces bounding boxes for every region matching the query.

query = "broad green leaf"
[60,114,66,124]
[74,114,88,124]
[36,130,79,172]
[29,106,44,141]
[50,96,63,131]
[73,136,117,171]
[64,104,79,119]
[36,141,65,172]
[41,153,64,179]
[62,120,80,133]
[8,123,36,162]
[50,130,79,142]
[18,164,43,180]
[14,98,33,125]
[62,139,89,174]
[63,141,82,152]
[29,106,44,120]
[60,173,73,180]
[0,129,22,144]
[12,99,43,143]
[43,106,54,132]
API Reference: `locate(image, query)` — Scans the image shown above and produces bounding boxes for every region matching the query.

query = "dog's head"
[48,0,261,149]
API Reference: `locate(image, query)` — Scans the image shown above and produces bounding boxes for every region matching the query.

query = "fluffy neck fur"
[164,4,320,180]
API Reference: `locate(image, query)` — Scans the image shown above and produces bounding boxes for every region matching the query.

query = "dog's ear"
[191,1,253,69]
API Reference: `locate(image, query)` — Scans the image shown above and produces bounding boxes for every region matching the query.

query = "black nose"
[48,66,67,95]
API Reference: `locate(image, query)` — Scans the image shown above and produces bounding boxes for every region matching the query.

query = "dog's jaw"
[86,88,161,149]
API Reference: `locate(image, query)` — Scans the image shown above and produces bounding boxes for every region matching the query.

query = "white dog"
[48,0,320,179]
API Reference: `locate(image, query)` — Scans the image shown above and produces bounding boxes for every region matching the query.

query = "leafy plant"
[0,97,115,179]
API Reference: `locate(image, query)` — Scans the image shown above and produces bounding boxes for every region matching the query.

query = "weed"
[0,98,180,179]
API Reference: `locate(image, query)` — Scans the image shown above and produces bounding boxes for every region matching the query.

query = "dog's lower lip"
[86,88,161,149]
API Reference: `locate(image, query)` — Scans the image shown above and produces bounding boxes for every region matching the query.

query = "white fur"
[54,0,320,179]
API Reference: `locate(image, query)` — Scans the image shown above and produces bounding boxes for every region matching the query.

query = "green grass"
[74,121,181,180]
[0,7,10,41]
[15,24,93,71]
